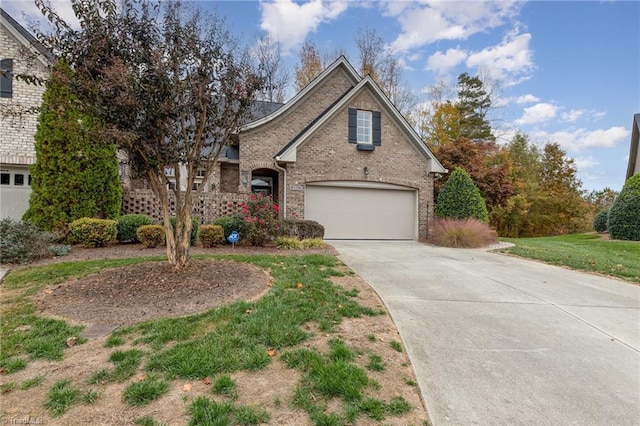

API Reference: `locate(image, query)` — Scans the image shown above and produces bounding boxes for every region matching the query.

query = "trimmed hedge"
[593,209,609,233]
[136,225,165,248]
[608,174,640,241]
[435,167,489,223]
[68,218,117,248]
[199,225,224,248]
[117,214,154,243]
[280,219,325,239]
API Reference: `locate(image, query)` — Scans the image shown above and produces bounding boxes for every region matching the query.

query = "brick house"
[0,8,51,220]
[124,56,446,240]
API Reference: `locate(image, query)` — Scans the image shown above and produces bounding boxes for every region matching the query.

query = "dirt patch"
[35,259,271,332]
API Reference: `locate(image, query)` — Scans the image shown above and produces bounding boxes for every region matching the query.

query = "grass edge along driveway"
[498,233,640,284]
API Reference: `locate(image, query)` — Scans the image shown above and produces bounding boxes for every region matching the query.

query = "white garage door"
[305,182,417,240]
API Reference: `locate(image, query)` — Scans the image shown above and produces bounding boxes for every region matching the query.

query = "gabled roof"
[240,56,360,132]
[0,8,54,67]
[273,73,447,174]
[626,113,640,180]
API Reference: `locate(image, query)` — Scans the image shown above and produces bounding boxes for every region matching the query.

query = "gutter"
[273,157,287,219]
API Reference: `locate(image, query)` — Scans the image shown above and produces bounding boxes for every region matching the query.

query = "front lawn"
[0,254,429,425]
[498,233,640,283]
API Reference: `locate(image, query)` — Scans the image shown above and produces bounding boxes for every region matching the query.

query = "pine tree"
[435,167,489,223]
[24,61,121,231]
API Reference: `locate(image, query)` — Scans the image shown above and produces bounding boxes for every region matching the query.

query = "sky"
[3,0,639,193]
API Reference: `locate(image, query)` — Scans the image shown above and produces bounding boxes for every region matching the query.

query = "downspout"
[273,157,287,219]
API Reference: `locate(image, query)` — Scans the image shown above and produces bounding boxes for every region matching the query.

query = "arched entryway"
[251,168,279,206]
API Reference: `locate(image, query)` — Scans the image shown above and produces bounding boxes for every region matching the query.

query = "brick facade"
[0,10,50,219]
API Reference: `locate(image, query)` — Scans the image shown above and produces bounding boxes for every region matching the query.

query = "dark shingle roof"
[0,8,54,64]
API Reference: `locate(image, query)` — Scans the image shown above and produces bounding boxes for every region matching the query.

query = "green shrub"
[435,167,489,223]
[593,209,609,233]
[167,217,199,245]
[117,214,154,243]
[300,238,325,249]
[199,225,224,248]
[68,218,117,248]
[213,215,246,243]
[430,218,497,248]
[0,219,54,264]
[275,237,301,249]
[136,225,165,248]
[608,174,640,241]
[49,244,72,257]
[280,219,325,239]
[23,61,121,232]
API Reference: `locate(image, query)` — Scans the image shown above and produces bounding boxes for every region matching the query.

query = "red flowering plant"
[237,193,280,246]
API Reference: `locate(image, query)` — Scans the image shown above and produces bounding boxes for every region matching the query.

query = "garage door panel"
[305,184,416,240]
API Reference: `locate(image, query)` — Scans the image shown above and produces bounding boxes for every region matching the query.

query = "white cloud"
[3,0,80,29]
[386,1,521,52]
[426,48,467,75]
[465,30,534,83]
[515,94,539,104]
[260,0,348,53]
[561,109,584,123]
[530,126,629,152]
[515,103,559,125]
[573,156,599,169]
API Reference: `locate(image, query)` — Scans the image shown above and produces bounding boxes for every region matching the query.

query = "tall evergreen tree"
[23,61,121,231]
[456,72,494,141]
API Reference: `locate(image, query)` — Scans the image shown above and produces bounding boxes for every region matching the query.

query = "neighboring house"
[124,56,446,240]
[0,8,52,220]
[626,113,639,180]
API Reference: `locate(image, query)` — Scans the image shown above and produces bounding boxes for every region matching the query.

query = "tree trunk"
[147,170,191,268]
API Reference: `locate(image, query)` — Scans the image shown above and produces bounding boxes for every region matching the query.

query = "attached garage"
[305,181,417,240]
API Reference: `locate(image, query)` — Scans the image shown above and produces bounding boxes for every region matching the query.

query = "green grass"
[1,258,158,373]
[211,374,237,398]
[390,340,403,353]
[283,339,412,425]
[366,354,385,372]
[123,374,169,406]
[134,416,169,426]
[20,374,44,390]
[187,396,270,426]
[89,349,144,384]
[44,379,80,417]
[1,254,394,423]
[499,233,640,283]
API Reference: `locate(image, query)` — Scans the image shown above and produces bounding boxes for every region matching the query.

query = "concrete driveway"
[330,241,640,425]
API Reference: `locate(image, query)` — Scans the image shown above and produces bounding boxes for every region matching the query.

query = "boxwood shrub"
[117,214,154,243]
[136,225,165,248]
[68,218,117,248]
[279,219,325,239]
[199,225,224,248]
[592,209,609,233]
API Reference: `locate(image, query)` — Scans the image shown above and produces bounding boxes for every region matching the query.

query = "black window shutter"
[0,59,13,98]
[348,108,357,143]
[372,111,381,146]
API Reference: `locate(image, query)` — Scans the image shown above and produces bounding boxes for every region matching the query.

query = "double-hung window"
[348,108,381,150]
[356,110,372,144]
[0,59,13,98]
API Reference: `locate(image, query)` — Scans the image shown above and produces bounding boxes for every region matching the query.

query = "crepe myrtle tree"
[34,0,263,267]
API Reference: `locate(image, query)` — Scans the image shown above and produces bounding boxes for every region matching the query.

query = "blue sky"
[4,0,639,192]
